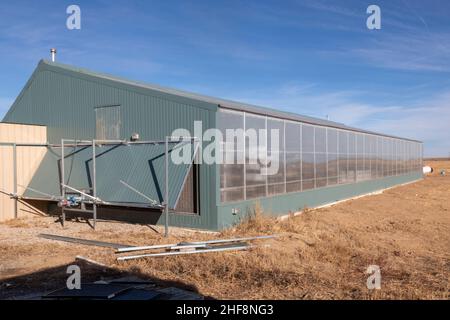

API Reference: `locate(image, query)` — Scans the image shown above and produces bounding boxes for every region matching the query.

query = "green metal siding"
[3,61,218,230]
[216,172,423,229]
[24,144,196,209]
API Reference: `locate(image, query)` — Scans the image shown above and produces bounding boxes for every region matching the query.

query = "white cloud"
[351,32,450,72]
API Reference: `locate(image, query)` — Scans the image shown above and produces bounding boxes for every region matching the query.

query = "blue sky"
[0,0,449,156]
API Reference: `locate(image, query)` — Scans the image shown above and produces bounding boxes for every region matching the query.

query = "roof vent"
[130,133,140,142]
[50,48,57,62]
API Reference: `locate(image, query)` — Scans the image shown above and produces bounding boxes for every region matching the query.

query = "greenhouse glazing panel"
[218,109,422,204]
[218,111,245,202]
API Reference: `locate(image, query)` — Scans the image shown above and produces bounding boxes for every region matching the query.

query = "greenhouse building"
[0,60,423,230]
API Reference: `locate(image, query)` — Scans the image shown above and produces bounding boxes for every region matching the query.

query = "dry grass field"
[0,161,449,299]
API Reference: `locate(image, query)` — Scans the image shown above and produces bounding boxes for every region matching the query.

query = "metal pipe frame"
[165,136,169,237]
[92,140,97,229]
[61,139,65,227]
[12,144,17,219]
[2,136,198,230]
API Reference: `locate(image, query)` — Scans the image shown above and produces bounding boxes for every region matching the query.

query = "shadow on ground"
[0,260,210,300]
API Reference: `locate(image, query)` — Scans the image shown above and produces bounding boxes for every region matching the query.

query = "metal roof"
[36,59,421,143]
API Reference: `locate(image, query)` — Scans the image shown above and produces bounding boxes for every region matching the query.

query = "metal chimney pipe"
[50,48,56,62]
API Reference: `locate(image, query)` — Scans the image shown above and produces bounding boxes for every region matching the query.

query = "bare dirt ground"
[0,161,449,299]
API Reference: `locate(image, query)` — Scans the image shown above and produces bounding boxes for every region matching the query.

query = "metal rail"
[116,235,277,253]
[117,244,255,261]
[119,180,161,207]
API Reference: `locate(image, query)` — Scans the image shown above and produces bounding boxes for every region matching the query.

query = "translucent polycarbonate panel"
[405,141,409,173]
[327,128,338,154]
[315,153,327,181]
[268,183,285,195]
[302,125,314,152]
[267,119,285,188]
[220,109,421,203]
[357,133,364,152]
[377,136,383,178]
[222,149,245,167]
[327,153,338,186]
[382,137,389,177]
[338,157,348,184]
[245,114,266,188]
[394,139,399,175]
[219,110,245,202]
[314,127,327,153]
[302,152,315,181]
[327,177,338,186]
[404,141,407,173]
[339,131,348,154]
[370,135,377,179]
[397,140,402,174]
[246,162,266,187]
[221,187,244,203]
[356,133,364,181]
[314,126,327,188]
[245,114,266,157]
[218,110,244,151]
[286,181,302,193]
[401,140,405,174]
[302,179,315,191]
[220,161,245,189]
[267,152,285,187]
[338,130,348,184]
[406,141,410,173]
[246,185,266,199]
[363,134,371,180]
[388,138,393,176]
[348,132,356,154]
[364,134,370,154]
[267,118,284,153]
[316,178,327,188]
[389,139,395,175]
[415,143,419,171]
[348,155,356,182]
[369,135,377,154]
[408,142,413,172]
[285,122,301,152]
[218,110,244,132]
[403,140,407,172]
[286,152,301,183]
[285,122,301,193]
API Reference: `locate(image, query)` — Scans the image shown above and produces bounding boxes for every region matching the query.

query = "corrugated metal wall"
[24,143,197,209]
[3,63,218,230]
[0,123,47,221]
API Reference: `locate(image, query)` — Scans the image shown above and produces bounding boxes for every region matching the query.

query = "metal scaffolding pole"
[61,139,65,227]
[164,136,169,237]
[13,143,17,219]
[92,140,97,230]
